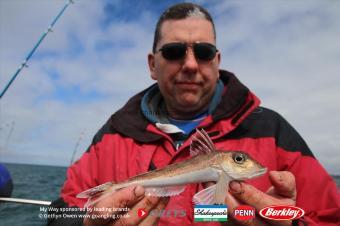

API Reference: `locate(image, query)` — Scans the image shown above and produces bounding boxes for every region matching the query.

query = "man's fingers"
[139,197,169,226]
[229,180,296,226]
[84,185,145,226]
[268,171,296,199]
[94,185,145,209]
[224,191,240,213]
[113,196,161,226]
[203,181,215,188]
[227,172,297,226]
[229,181,279,210]
[224,192,252,226]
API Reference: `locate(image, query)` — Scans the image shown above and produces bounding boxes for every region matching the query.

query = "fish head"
[220,151,267,180]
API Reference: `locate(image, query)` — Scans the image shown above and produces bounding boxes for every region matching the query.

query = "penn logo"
[233,205,255,221]
[259,205,305,220]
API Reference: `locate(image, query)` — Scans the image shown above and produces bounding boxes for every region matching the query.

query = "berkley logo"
[259,205,305,220]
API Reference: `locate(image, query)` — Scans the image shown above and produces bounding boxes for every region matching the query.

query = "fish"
[77,129,267,207]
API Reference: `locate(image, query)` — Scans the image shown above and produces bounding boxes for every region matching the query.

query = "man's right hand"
[83,185,169,226]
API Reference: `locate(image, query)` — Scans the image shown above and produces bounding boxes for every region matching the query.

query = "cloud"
[0,1,339,175]
[0,0,156,167]
[206,0,340,174]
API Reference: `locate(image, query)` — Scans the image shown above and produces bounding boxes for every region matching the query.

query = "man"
[48,3,339,226]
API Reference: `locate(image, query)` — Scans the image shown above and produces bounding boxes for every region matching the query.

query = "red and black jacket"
[48,70,339,226]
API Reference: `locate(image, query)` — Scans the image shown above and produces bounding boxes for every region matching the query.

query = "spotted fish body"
[77,129,267,207]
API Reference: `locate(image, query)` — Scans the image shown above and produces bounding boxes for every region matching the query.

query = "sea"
[0,163,339,226]
[0,163,66,226]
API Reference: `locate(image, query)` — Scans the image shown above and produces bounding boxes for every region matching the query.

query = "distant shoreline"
[2,162,340,180]
[1,161,67,169]
[1,162,340,177]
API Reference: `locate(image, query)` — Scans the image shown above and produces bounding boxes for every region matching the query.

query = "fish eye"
[233,153,247,164]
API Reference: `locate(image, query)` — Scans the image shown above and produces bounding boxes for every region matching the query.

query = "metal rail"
[0,197,51,205]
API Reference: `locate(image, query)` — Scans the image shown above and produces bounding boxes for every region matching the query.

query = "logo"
[194,205,228,222]
[137,208,148,218]
[233,205,255,221]
[149,209,186,218]
[137,208,186,218]
[259,205,305,220]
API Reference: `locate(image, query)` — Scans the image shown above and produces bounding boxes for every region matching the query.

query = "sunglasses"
[156,42,218,61]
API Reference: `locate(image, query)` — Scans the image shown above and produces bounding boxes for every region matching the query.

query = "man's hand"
[225,171,297,226]
[83,185,169,226]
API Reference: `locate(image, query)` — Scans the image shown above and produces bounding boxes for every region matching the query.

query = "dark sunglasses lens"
[194,43,217,61]
[161,43,186,60]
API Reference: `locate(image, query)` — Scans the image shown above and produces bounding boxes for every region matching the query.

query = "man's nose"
[182,48,198,72]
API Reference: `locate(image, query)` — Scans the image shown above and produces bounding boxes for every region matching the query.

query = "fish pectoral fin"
[76,181,114,198]
[193,184,217,205]
[213,172,230,205]
[144,185,186,197]
[192,172,230,205]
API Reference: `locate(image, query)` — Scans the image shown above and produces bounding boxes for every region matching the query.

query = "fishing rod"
[0,0,74,99]
[0,197,51,206]
[4,121,15,151]
[70,130,85,165]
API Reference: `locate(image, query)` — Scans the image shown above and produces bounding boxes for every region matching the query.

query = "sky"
[0,0,339,174]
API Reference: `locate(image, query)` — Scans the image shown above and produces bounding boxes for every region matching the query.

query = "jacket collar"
[140,79,224,125]
[109,70,259,143]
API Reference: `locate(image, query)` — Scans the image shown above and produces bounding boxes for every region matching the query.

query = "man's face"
[148,17,221,119]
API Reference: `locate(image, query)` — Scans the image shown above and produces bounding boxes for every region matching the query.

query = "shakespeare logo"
[194,205,228,222]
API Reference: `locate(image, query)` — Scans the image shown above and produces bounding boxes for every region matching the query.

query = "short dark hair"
[152,3,216,53]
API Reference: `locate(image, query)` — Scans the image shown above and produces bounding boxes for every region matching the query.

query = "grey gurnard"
[77,129,267,207]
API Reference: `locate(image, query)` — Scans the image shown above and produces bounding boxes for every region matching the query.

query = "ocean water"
[0,163,66,226]
[0,163,339,226]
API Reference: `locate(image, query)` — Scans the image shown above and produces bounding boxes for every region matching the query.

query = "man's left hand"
[225,170,297,226]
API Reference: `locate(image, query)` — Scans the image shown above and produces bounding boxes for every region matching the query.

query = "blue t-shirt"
[168,111,208,135]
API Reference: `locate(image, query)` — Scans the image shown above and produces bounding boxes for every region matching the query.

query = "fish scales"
[77,129,267,206]
[127,152,222,181]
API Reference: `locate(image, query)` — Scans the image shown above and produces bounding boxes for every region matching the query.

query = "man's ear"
[148,53,157,80]
[217,51,221,65]
[216,51,221,79]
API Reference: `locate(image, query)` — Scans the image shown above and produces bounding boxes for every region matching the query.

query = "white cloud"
[209,0,340,174]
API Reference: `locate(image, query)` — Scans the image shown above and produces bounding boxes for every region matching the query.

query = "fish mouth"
[230,167,267,180]
[252,167,267,178]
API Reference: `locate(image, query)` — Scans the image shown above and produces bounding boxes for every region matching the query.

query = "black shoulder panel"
[86,86,163,152]
[110,88,162,143]
[213,70,249,121]
[92,119,118,145]
[84,119,118,153]
[225,107,315,157]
